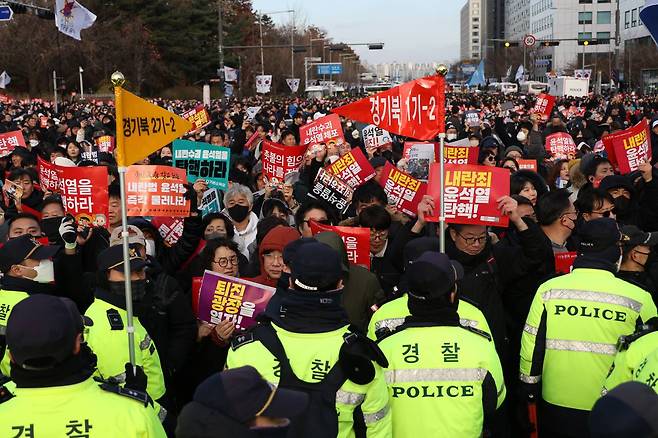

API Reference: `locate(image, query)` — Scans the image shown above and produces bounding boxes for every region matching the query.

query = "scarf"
[406,295,461,326]
[1,275,56,295]
[11,344,97,388]
[445,233,492,271]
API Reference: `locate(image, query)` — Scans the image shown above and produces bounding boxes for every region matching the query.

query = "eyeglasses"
[456,231,487,246]
[592,209,615,218]
[213,256,239,267]
[370,229,389,240]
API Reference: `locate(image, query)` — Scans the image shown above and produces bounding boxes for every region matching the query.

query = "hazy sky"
[250,0,461,65]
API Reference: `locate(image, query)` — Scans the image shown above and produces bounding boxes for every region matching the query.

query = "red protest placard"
[151,217,184,246]
[517,159,537,172]
[333,75,446,140]
[300,113,345,150]
[126,165,190,217]
[555,252,577,274]
[182,105,211,132]
[261,140,306,183]
[326,147,375,189]
[426,163,510,227]
[309,221,371,269]
[0,130,26,157]
[94,135,115,153]
[379,162,427,217]
[602,119,652,174]
[532,94,556,120]
[443,143,478,165]
[545,132,577,160]
[58,166,109,228]
[37,157,60,192]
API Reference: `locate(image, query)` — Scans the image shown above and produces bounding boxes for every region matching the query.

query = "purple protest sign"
[196,270,275,330]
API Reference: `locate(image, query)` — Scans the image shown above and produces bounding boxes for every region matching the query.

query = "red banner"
[545,132,577,160]
[333,75,446,140]
[94,135,115,153]
[309,221,371,269]
[379,162,427,217]
[532,94,556,120]
[602,119,652,174]
[37,157,60,193]
[151,217,184,247]
[555,251,577,274]
[517,159,537,172]
[299,113,345,150]
[126,165,191,217]
[326,147,375,189]
[261,140,306,183]
[182,105,211,132]
[0,130,26,157]
[426,163,509,227]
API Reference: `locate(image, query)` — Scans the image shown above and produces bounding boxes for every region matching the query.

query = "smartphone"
[4,179,22,202]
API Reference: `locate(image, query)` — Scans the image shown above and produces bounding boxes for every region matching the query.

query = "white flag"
[55,0,97,40]
[224,83,234,97]
[245,106,261,122]
[505,65,512,80]
[286,78,300,93]
[515,65,525,82]
[0,71,11,89]
[256,75,272,94]
[574,69,592,80]
[224,66,239,82]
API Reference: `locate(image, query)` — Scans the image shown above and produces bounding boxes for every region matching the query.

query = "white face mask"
[29,139,39,147]
[447,133,457,141]
[26,259,55,283]
[145,239,156,257]
[516,131,527,142]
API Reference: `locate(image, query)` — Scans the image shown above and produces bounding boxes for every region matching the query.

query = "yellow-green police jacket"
[632,346,658,392]
[378,321,505,437]
[226,323,392,438]
[520,268,657,411]
[367,294,491,340]
[0,290,30,375]
[604,328,658,394]
[85,298,166,402]
[0,377,166,437]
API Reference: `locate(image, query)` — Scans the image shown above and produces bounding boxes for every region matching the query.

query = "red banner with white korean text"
[126,165,190,217]
[261,140,306,183]
[309,221,371,269]
[545,132,577,160]
[379,162,427,217]
[555,252,577,274]
[94,135,115,153]
[299,113,345,150]
[517,159,537,172]
[426,163,509,227]
[602,119,652,174]
[37,157,59,192]
[332,75,446,140]
[326,147,375,189]
[532,93,556,121]
[182,104,212,132]
[58,166,109,228]
[151,217,184,247]
[0,130,26,157]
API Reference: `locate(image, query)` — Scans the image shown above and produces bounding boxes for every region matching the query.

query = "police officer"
[84,244,166,405]
[367,237,492,341]
[520,218,658,437]
[378,251,505,437]
[0,294,166,437]
[227,240,392,438]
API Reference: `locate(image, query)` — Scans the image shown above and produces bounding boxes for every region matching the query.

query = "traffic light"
[578,39,602,46]
[368,43,384,50]
[541,41,560,47]
[503,41,519,48]
[292,46,307,53]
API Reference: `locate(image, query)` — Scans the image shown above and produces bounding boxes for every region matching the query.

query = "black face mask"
[204,232,227,241]
[108,279,147,301]
[252,425,290,438]
[228,204,250,222]
[41,216,64,243]
[614,196,632,217]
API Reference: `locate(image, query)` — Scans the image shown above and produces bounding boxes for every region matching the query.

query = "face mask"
[447,133,457,141]
[29,139,39,147]
[228,204,250,222]
[26,259,55,283]
[41,216,64,243]
[516,131,527,142]
[145,239,156,257]
[613,196,631,216]
[108,279,147,301]
[205,232,227,241]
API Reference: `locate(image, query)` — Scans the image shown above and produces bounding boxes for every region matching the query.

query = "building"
[481,0,506,59]
[461,0,482,60]
[505,0,531,43]
[620,0,657,92]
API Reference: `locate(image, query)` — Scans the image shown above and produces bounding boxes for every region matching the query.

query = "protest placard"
[545,132,577,160]
[200,188,221,217]
[379,162,426,217]
[465,110,480,127]
[555,252,577,274]
[532,93,556,120]
[299,113,345,150]
[126,165,190,217]
[326,147,375,189]
[37,157,60,192]
[151,217,184,246]
[426,163,509,227]
[517,159,538,172]
[602,119,652,174]
[261,140,306,183]
[181,104,211,132]
[309,168,353,214]
[197,271,275,330]
[94,135,115,153]
[309,221,371,269]
[402,142,435,181]
[173,140,231,190]
[362,124,393,150]
[0,130,26,157]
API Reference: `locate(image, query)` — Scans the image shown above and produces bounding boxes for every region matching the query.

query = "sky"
[250,0,461,65]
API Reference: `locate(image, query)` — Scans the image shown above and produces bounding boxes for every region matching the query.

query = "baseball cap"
[600,175,634,194]
[579,218,628,253]
[97,243,147,272]
[652,119,658,130]
[290,241,342,291]
[622,225,658,248]
[407,251,464,300]
[109,225,147,247]
[590,381,658,438]
[7,294,92,369]
[0,235,60,273]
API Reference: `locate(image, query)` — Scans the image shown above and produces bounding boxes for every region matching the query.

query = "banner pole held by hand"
[438,133,446,253]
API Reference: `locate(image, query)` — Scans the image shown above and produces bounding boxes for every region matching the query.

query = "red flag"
[333,75,446,140]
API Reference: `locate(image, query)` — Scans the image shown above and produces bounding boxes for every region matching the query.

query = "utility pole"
[290,11,295,78]
[52,70,58,113]
[259,14,265,75]
[217,0,225,101]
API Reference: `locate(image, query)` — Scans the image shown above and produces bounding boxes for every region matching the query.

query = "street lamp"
[257,9,294,76]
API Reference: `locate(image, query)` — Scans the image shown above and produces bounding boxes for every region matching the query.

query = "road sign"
[524,34,536,47]
[317,64,343,75]
[0,3,13,21]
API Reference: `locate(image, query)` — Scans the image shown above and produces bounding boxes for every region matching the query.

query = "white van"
[520,81,549,95]
[494,82,518,94]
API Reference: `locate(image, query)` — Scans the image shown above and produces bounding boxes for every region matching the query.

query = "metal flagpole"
[111,73,136,368]
[438,133,446,253]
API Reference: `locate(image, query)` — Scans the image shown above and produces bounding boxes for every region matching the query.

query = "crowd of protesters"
[1,88,658,437]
